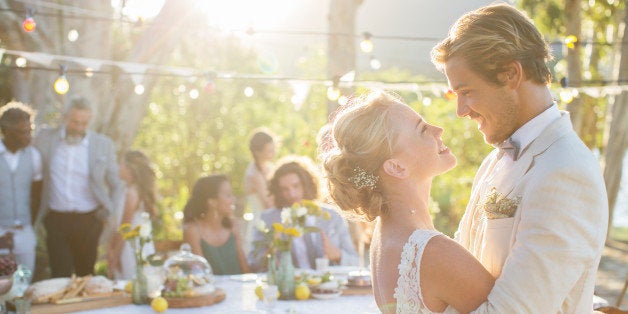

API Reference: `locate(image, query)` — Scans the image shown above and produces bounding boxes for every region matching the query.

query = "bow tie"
[496,138,520,161]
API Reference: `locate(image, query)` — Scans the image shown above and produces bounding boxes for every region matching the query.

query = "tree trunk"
[564,0,584,133]
[603,4,628,239]
[0,0,198,151]
[327,0,362,116]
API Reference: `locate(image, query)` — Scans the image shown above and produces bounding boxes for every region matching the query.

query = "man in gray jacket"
[34,97,124,277]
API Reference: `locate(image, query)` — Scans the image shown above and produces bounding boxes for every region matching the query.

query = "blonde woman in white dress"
[107,150,157,280]
[323,92,494,313]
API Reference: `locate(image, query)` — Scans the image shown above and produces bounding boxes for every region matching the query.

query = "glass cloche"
[162,243,215,298]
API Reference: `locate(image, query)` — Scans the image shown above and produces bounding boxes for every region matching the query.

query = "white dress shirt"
[0,141,42,180]
[49,130,99,212]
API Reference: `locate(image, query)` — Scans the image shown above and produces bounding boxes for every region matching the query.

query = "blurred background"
[0,0,626,305]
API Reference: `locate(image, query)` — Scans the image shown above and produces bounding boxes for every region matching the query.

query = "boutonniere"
[478,187,521,219]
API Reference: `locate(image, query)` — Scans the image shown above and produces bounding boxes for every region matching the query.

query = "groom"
[432,4,608,313]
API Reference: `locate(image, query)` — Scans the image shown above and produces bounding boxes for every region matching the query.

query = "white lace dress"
[394,229,458,314]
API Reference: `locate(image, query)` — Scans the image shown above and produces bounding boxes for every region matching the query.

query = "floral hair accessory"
[349,166,379,190]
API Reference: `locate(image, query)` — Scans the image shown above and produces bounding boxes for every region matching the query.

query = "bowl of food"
[161,243,224,308]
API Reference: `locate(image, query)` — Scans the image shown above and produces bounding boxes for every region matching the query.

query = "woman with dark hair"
[107,150,158,280]
[183,175,250,275]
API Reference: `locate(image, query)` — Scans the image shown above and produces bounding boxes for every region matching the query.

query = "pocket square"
[478,187,521,219]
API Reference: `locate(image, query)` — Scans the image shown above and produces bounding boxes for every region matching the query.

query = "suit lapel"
[494,113,573,198]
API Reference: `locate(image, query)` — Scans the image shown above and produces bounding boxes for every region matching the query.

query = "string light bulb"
[53,65,69,95]
[244,86,254,97]
[134,84,145,95]
[559,89,574,103]
[369,56,381,70]
[360,32,374,53]
[22,10,36,33]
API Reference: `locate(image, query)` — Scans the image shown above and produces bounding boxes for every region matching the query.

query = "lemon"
[151,296,168,313]
[124,281,132,293]
[306,277,322,286]
[255,285,264,300]
[295,284,310,300]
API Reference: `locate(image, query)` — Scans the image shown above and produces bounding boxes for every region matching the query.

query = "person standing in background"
[242,128,277,255]
[0,102,42,274]
[107,150,158,280]
[34,96,124,277]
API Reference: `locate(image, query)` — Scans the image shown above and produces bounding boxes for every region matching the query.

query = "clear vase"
[132,264,149,304]
[275,250,295,300]
[267,254,277,285]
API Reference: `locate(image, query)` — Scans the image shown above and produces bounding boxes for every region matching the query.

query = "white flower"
[280,208,292,225]
[139,212,152,238]
[256,220,267,232]
[296,206,307,217]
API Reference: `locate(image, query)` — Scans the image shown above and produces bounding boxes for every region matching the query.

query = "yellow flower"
[273,222,285,233]
[122,229,139,240]
[118,223,132,233]
[285,227,301,237]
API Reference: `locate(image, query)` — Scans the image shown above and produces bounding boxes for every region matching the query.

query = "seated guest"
[183,175,250,275]
[248,156,358,272]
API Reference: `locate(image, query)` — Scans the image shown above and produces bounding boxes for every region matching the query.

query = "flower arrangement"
[254,200,330,254]
[477,187,521,219]
[118,212,153,304]
[118,212,153,267]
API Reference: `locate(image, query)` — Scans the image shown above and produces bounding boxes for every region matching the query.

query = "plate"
[311,291,342,300]
[229,273,258,282]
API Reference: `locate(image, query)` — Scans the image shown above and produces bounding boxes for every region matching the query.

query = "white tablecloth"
[77,275,379,314]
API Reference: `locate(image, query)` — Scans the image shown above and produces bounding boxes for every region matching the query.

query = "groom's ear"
[382,159,408,179]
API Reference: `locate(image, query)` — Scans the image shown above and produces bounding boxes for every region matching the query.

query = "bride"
[323,91,494,313]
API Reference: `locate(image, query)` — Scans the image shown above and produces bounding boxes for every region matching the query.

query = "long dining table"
[76,270,379,314]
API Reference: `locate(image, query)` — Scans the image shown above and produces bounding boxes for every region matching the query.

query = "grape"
[0,256,17,276]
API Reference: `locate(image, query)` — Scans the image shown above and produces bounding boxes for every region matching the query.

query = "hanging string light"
[360,32,374,53]
[67,29,79,42]
[244,86,254,97]
[369,56,381,70]
[22,9,36,33]
[134,84,145,95]
[53,65,69,95]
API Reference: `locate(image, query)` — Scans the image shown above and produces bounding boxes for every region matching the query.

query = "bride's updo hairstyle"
[323,91,402,221]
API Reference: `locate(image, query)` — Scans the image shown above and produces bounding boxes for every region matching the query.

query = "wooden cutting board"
[28,292,131,314]
[165,287,226,308]
[342,285,373,296]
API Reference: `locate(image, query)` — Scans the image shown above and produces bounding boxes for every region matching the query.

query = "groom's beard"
[65,133,85,145]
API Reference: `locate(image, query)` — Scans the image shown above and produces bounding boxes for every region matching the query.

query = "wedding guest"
[34,96,124,277]
[183,175,250,275]
[0,102,42,274]
[323,91,494,313]
[242,128,277,255]
[432,3,607,312]
[248,156,358,272]
[107,150,158,280]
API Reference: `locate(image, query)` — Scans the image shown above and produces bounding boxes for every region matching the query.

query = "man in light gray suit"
[432,4,608,312]
[34,97,124,277]
[248,156,358,272]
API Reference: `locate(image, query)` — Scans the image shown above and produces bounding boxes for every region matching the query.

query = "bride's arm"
[422,235,495,314]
